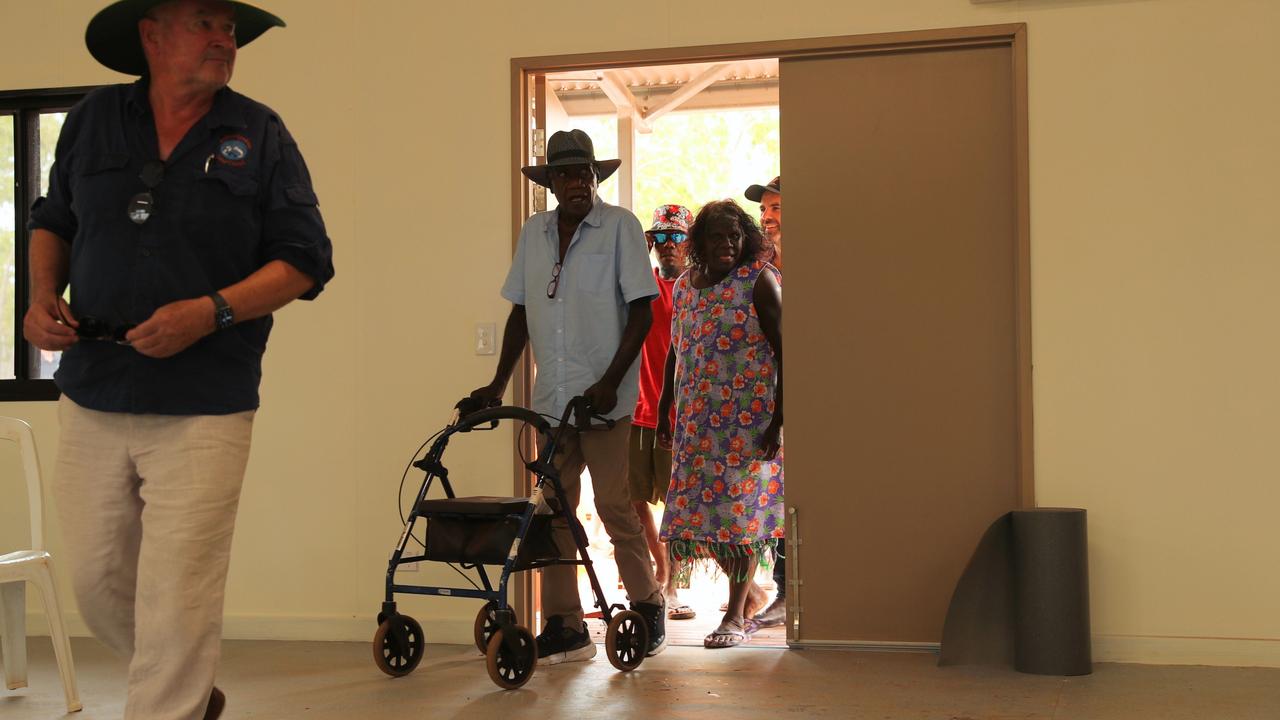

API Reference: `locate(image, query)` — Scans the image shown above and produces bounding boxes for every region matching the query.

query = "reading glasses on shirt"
[546,261,563,299]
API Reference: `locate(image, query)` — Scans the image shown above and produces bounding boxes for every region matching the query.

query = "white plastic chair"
[0,416,81,713]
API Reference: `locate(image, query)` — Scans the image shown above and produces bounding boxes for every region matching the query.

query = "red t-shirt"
[633,269,677,429]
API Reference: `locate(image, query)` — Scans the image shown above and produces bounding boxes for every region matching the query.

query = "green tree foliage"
[634,107,779,223]
[555,108,779,227]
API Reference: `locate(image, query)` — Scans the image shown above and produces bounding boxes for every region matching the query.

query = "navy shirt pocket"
[70,152,131,233]
[190,168,260,252]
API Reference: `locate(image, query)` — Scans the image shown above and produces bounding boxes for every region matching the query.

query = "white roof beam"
[599,71,652,134]
[640,63,730,126]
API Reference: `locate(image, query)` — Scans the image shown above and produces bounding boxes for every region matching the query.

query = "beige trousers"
[541,417,661,629]
[53,397,254,720]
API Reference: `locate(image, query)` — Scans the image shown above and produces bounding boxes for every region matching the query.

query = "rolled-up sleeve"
[501,226,530,305]
[260,116,334,300]
[617,212,658,303]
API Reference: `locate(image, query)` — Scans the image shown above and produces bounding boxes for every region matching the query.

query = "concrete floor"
[3,637,1278,719]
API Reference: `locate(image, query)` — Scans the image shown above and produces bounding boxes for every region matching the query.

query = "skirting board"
[1092,635,1280,668]
[23,612,475,647]
[22,613,1280,668]
[790,639,941,654]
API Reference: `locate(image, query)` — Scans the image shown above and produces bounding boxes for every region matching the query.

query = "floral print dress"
[660,261,784,571]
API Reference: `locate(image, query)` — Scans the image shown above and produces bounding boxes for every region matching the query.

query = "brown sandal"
[667,603,696,620]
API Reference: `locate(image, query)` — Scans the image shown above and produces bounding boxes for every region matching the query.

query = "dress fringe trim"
[667,538,777,583]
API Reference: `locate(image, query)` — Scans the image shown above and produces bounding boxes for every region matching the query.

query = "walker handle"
[567,396,617,432]
[452,405,553,436]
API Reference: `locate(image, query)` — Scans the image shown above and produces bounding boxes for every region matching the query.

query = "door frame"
[507,23,1032,635]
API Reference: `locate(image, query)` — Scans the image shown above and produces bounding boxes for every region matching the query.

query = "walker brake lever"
[454,396,502,430]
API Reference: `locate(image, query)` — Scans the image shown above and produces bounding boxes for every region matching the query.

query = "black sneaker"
[631,599,667,656]
[535,615,597,665]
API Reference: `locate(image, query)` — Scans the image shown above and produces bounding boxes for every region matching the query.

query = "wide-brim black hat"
[745,175,781,202]
[521,129,622,189]
[86,0,285,76]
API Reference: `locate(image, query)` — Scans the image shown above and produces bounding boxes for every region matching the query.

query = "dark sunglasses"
[75,315,136,345]
[127,160,165,225]
[649,232,687,245]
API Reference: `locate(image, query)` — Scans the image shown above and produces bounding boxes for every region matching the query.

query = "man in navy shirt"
[24,2,333,717]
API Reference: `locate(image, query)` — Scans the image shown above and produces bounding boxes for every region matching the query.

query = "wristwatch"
[209,292,234,330]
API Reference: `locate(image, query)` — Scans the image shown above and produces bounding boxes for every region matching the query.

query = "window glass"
[35,111,67,379]
[1,114,16,380]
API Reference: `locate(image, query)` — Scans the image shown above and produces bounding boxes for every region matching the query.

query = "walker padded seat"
[421,496,560,567]
[418,496,529,516]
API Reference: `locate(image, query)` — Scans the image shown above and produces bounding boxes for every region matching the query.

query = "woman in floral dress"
[656,199,783,649]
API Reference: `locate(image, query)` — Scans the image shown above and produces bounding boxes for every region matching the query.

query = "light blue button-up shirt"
[502,198,659,424]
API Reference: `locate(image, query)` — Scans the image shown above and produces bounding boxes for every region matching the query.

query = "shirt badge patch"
[217,135,252,166]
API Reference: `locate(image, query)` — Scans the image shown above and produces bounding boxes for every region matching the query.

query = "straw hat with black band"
[85,0,285,76]
[521,129,622,189]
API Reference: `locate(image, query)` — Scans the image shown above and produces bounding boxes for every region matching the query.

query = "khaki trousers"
[53,397,254,720]
[541,417,661,629]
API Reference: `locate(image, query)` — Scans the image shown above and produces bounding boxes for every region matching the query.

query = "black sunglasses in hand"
[73,315,135,345]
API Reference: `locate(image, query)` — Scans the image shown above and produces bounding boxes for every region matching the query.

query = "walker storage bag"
[420,496,560,567]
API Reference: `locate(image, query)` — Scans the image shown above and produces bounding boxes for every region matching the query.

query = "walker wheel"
[474,601,501,653]
[372,614,425,677]
[605,610,648,672]
[485,625,537,689]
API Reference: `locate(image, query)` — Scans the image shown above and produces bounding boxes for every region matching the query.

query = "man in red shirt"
[629,204,694,620]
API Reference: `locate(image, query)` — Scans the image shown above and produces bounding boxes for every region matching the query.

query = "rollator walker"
[372,396,650,689]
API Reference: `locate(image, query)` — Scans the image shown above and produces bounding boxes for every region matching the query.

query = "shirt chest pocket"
[71,152,131,224]
[200,168,260,199]
[189,170,261,243]
[575,253,616,298]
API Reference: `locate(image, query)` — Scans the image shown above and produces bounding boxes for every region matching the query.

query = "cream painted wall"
[1,0,1277,666]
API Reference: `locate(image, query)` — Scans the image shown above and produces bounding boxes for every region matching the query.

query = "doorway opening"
[534,59,786,649]
[511,23,1031,652]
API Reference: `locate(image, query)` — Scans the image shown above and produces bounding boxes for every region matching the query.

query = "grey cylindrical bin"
[1011,508,1092,675]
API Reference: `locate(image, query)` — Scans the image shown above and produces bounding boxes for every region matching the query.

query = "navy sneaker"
[631,599,668,656]
[535,615,597,665]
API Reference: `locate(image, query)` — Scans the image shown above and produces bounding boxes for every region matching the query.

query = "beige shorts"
[628,424,673,505]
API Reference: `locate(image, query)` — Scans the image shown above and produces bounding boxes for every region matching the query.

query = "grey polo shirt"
[501,198,658,423]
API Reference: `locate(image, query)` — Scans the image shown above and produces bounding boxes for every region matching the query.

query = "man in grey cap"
[745,175,782,270]
[24,1,333,717]
[469,128,667,664]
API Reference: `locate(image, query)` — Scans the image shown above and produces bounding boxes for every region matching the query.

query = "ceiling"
[547,59,779,119]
